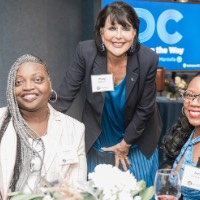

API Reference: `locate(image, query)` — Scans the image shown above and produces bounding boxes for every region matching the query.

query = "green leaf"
[131,180,146,196]
[82,192,97,200]
[139,186,154,200]
[137,180,146,191]
[10,193,44,200]
[8,192,24,197]
[52,191,62,199]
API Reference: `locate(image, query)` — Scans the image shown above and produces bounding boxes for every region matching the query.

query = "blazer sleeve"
[51,42,88,113]
[52,40,97,114]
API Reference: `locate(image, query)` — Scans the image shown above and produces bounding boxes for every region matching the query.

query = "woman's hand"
[102,139,131,171]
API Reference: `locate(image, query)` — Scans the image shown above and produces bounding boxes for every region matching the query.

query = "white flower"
[134,196,142,200]
[42,195,54,200]
[10,164,153,200]
[118,190,134,200]
[88,164,139,200]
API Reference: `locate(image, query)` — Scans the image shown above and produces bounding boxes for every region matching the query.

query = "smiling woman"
[15,62,51,126]
[0,54,87,200]
[51,1,162,188]
[163,73,200,199]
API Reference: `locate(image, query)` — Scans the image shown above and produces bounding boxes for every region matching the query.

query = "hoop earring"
[101,42,106,54]
[49,90,57,103]
[182,106,185,116]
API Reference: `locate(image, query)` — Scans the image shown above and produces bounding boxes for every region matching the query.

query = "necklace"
[112,73,117,85]
[26,108,50,139]
[107,58,127,85]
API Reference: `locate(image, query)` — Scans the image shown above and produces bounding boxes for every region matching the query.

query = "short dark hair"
[95,1,140,55]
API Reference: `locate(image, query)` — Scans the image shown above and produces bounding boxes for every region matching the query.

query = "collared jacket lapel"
[92,52,139,101]
[42,105,62,175]
[126,53,139,101]
[92,53,107,99]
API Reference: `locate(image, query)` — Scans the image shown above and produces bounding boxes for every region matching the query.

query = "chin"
[111,51,127,57]
[188,119,200,127]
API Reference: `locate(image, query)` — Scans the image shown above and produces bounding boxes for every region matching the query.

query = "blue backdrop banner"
[102,0,200,71]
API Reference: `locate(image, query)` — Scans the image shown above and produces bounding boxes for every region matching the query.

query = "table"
[156,96,183,165]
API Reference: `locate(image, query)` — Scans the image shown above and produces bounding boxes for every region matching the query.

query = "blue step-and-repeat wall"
[102,0,200,71]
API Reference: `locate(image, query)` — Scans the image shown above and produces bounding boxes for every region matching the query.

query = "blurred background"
[0,0,199,120]
[0,0,100,119]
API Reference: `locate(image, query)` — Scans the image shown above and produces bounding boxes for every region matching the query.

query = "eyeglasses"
[179,89,200,103]
[30,138,44,173]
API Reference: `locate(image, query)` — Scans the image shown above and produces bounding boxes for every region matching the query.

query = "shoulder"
[0,107,9,126]
[0,107,8,118]
[58,112,85,143]
[136,45,159,67]
[76,40,97,56]
[49,104,85,133]
[138,45,158,59]
[78,39,96,48]
[0,107,7,113]
[62,114,85,131]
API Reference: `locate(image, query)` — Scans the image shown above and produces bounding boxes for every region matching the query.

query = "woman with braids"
[163,73,200,199]
[0,54,87,199]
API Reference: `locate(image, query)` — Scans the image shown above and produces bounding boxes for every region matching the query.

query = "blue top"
[173,130,200,200]
[89,76,158,188]
[93,77,126,151]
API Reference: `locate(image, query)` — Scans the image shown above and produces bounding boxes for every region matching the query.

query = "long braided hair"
[0,54,50,192]
[163,73,200,165]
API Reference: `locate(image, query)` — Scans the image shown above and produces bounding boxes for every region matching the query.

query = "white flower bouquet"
[9,164,154,200]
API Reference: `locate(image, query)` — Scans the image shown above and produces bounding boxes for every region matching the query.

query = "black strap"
[196,157,200,168]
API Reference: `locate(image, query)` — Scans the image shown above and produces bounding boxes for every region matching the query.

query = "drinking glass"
[154,169,181,200]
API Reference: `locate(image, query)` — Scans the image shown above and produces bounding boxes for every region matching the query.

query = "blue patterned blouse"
[173,130,200,200]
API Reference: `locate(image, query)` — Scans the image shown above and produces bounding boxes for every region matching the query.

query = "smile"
[189,110,200,117]
[21,94,38,102]
[112,42,125,48]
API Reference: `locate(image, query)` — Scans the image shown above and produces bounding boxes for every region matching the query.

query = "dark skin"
[15,62,52,138]
[175,76,200,173]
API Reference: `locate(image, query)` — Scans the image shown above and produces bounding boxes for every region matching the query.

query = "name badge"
[91,74,114,92]
[58,147,78,165]
[181,165,200,190]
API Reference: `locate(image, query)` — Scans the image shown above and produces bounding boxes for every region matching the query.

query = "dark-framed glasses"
[179,89,200,103]
[30,138,45,173]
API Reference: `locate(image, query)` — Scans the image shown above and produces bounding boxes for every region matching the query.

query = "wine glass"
[154,169,181,200]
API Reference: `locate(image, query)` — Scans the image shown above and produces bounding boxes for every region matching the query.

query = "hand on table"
[102,139,131,171]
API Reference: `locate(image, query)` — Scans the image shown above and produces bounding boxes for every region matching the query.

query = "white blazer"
[0,104,87,200]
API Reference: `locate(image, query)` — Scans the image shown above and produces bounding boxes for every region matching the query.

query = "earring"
[129,43,135,55]
[182,106,185,116]
[49,90,57,103]
[101,42,106,54]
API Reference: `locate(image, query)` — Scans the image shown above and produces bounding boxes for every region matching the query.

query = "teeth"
[23,94,37,101]
[190,111,200,117]
[113,42,123,47]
